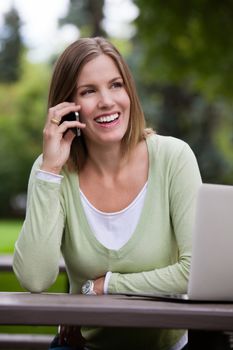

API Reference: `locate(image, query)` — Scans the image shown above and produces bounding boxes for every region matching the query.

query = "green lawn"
[0,219,22,253]
[0,219,67,337]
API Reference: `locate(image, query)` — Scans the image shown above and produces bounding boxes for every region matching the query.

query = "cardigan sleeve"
[13,156,65,292]
[108,141,202,294]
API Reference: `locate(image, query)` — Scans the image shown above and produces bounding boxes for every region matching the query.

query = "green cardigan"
[13,134,202,350]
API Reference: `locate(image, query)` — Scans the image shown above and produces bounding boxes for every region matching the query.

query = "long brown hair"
[48,37,152,171]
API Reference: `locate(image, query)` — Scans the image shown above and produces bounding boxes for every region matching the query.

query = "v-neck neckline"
[70,135,157,258]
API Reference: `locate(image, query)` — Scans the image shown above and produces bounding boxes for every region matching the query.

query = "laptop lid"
[188,183,233,301]
[118,183,233,302]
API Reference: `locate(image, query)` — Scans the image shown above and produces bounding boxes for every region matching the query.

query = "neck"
[84,141,129,177]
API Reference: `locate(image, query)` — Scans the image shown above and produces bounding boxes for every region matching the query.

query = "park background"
[0,0,233,339]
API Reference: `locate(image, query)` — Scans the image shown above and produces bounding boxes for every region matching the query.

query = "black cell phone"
[59,111,80,136]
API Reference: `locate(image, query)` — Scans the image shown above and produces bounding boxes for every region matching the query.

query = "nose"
[97,89,115,109]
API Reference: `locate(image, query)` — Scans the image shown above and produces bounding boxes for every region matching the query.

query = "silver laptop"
[123,183,233,302]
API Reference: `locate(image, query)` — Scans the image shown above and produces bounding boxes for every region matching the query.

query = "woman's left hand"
[93,276,105,295]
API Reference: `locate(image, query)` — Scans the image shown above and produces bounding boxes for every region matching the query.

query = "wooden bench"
[0,254,66,272]
[0,254,66,349]
[0,333,53,349]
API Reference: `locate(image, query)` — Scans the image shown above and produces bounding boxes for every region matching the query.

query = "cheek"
[121,89,130,105]
[122,94,131,114]
[79,101,95,122]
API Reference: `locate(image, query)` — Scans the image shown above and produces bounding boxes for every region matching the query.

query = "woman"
[13,37,202,350]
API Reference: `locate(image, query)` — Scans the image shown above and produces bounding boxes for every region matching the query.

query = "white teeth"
[96,113,119,123]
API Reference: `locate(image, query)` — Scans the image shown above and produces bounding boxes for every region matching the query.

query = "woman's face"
[75,54,130,148]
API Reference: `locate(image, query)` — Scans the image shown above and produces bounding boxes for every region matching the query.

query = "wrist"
[40,164,62,175]
[36,169,63,184]
[104,272,112,294]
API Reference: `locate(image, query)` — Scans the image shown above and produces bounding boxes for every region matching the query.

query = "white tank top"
[80,182,148,250]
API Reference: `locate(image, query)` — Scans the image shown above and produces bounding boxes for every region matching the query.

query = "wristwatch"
[81,280,97,295]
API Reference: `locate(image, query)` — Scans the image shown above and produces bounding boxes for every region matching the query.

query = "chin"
[98,132,125,145]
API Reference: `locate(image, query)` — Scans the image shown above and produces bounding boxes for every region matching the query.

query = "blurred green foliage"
[134,0,233,100]
[132,0,233,184]
[0,59,50,216]
[59,0,105,37]
[0,1,232,218]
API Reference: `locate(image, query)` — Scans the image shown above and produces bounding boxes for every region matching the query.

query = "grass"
[0,219,67,337]
[0,219,22,253]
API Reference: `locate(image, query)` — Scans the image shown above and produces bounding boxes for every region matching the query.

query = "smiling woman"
[13,37,202,350]
[75,54,131,150]
[47,37,146,172]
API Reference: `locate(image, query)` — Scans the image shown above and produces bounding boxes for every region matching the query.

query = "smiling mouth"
[95,113,119,124]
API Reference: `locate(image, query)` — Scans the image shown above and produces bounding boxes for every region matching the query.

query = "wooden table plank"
[0,292,233,331]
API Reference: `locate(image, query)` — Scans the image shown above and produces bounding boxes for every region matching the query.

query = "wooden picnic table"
[0,292,233,331]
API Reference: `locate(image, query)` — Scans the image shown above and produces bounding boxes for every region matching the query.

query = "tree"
[0,60,50,217]
[132,0,233,184]
[134,0,233,99]
[0,7,23,82]
[59,0,105,37]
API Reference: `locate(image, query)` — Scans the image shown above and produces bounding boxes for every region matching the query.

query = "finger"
[49,102,75,115]
[63,129,76,144]
[48,103,74,120]
[53,102,75,110]
[48,104,81,124]
[58,120,86,134]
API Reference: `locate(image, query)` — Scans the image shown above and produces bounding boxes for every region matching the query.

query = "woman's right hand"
[41,102,86,174]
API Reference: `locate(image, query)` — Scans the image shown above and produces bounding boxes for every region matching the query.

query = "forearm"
[13,178,65,292]
[108,257,190,294]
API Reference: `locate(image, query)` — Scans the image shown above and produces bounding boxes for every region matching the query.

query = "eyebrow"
[77,76,123,90]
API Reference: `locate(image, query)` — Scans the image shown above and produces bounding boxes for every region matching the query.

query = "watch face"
[82,281,91,294]
[82,280,95,295]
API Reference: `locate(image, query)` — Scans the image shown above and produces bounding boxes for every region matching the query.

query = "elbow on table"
[14,266,56,293]
[13,255,57,293]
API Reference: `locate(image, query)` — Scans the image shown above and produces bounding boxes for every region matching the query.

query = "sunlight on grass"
[0,219,23,254]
